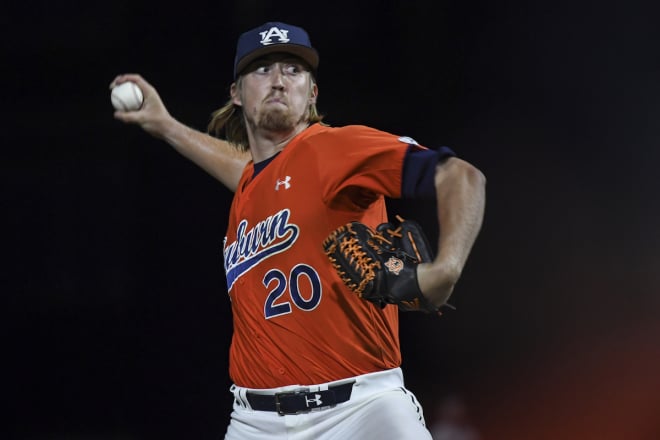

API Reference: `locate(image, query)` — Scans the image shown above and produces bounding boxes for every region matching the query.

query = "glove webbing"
[327,225,382,297]
[378,215,424,262]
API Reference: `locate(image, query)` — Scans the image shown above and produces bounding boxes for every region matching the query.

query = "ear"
[309,82,318,105]
[230,82,242,106]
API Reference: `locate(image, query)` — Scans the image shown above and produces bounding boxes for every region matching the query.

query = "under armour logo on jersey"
[275,176,291,191]
[259,27,290,46]
[305,394,323,407]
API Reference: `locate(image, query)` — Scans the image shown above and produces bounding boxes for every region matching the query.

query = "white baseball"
[111,81,144,112]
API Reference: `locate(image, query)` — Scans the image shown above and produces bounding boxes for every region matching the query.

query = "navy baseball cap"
[233,22,319,79]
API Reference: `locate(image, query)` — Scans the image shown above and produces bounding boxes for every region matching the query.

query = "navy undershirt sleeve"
[401,146,456,199]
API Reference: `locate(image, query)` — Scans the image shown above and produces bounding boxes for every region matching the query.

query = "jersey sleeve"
[307,125,427,208]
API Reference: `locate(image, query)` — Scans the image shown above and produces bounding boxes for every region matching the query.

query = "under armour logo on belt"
[275,176,291,191]
[305,394,323,407]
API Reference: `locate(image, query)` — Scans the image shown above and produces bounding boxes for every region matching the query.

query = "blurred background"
[3,0,659,439]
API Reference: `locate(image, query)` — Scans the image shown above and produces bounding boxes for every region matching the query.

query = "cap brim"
[235,44,319,78]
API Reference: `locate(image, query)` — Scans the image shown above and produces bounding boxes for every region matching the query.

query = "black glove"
[323,215,449,314]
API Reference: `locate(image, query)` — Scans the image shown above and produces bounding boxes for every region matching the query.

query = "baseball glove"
[323,215,449,314]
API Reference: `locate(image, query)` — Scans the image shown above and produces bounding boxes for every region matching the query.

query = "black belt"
[246,381,355,415]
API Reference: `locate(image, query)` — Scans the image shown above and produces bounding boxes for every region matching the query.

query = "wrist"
[416,261,461,306]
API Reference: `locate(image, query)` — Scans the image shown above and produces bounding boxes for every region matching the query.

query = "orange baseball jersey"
[222,123,430,389]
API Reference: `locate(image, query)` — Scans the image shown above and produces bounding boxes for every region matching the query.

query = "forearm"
[417,157,486,306]
[158,118,251,192]
[111,74,251,192]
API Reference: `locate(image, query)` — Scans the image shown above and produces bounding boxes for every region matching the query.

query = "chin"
[260,111,297,131]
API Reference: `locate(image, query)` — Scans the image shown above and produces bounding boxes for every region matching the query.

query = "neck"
[248,122,310,163]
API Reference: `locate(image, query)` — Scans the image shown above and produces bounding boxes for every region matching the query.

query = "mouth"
[265,96,287,106]
[266,101,286,107]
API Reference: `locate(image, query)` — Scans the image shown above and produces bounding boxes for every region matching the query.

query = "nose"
[269,64,285,89]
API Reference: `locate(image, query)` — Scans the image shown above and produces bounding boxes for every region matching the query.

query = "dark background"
[4,1,660,439]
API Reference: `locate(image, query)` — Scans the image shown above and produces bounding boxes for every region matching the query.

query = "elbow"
[436,157,487,190]
[460,159,486,189]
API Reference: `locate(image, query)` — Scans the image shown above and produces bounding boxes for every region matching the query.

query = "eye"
[254,65,271,74]
[283,64,304,75]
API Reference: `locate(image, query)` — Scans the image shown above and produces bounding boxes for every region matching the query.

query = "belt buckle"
[274,388,310,416]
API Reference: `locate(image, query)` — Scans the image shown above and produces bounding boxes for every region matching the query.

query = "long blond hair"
[207,76,324,152]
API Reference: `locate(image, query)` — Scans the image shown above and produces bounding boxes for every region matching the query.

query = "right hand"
[109,74,174,139]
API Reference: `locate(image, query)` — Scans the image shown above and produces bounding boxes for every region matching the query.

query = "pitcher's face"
[232,55,317,132]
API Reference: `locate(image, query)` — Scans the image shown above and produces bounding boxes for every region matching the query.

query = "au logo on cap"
[233,21,319,79]
[259,27,291,46]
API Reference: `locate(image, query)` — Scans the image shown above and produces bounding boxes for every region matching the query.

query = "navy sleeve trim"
[401,146,456,199]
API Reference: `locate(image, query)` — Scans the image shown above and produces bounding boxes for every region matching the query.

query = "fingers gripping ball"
[111,81,144,112]
[322,217,441,314]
